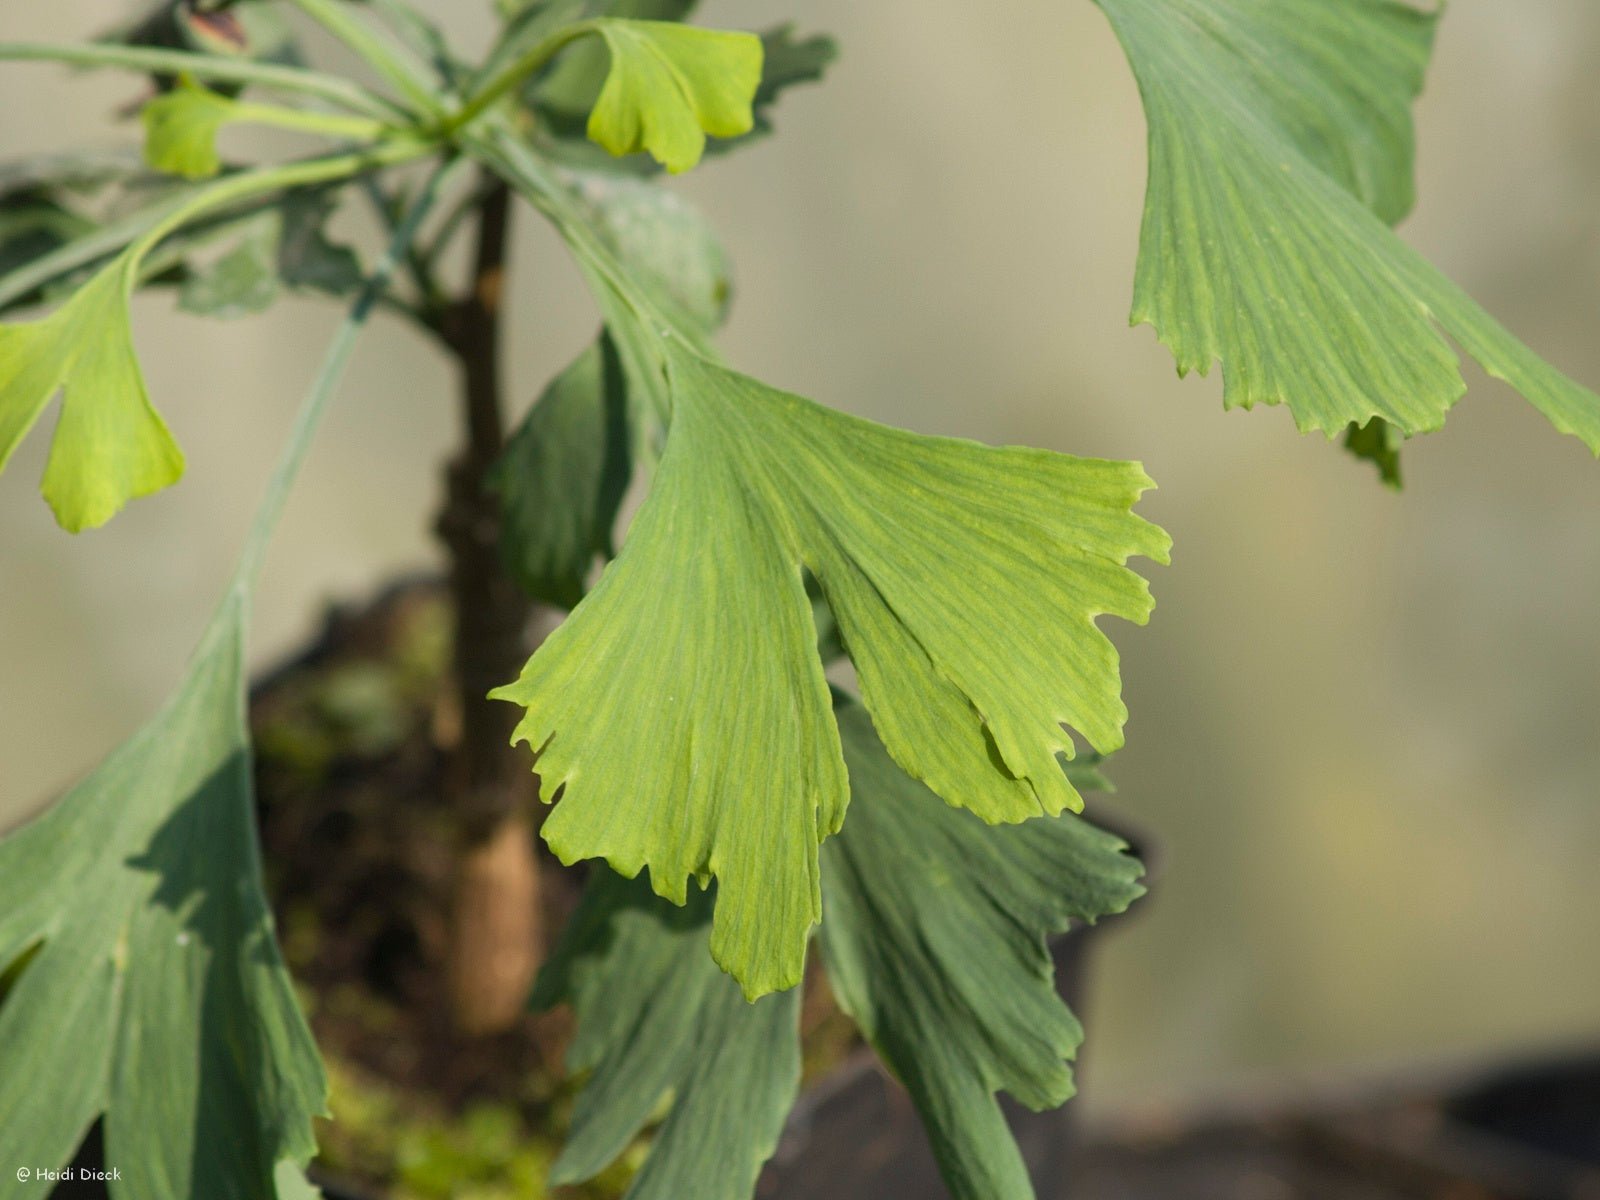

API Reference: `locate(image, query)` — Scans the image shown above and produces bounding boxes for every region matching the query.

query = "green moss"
[314,1056,628,1199]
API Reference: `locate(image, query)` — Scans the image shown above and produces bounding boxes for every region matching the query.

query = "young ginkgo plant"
[0,2,1593,1200]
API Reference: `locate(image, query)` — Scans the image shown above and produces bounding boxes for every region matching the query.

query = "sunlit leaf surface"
[494,346,1168,997]
[0,256,183,531]
[1097,0,1600,452]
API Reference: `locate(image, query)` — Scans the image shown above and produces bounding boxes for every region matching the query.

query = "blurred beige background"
[2,1,1598,1113]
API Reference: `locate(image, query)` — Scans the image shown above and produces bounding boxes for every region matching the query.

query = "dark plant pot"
[1069,1053,1600,1200]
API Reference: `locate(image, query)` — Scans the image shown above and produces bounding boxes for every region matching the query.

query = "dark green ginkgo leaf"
[1344,415,1405,489]
[492,333,632,608]
[1096,0,1600,454]
[179,190,363,318]
[0,595,325,1200]
[531,868,800,1200]
[537,695,1141,1200]
[493,345,1168,998]
[820,696,1143,1200]
[493,171,729,607]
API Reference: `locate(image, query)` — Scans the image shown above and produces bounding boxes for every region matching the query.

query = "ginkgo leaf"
[492,334,632,608]
[819,696,1143,1200]
[143,77,242,179]
[493,345,1168,997]
[0,594,325,1200]
[537,0,701,120]
[492,170,730,606]
[711,24,836,151]
[530,869,800,1200]
[1096,0,1600,453]
[180,211,283,315]
[1345,415,1404,489]
[538,13,833,160]
[0,255,183,531]
[568,170,731,332]
[0,149,450,1200]
[180,190,363,318]
[585,21,763,173]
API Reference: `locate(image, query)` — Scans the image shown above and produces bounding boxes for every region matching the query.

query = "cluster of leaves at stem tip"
[0,0,1596,1199]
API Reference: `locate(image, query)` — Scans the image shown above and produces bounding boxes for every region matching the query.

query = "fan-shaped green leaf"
[0,255,183,531]
[1344,415,1404,489]
[530,869,800,1200]
[492,344,1168,998]
[0,150,451,1200]
[179,190,363,318]
[537,13,832,161]
[492,172,729,607]
[537,1,700,120]
[0,595,325,1200]
[143,78,242,179]
[1096,0,1600,453]
[585,21,762,173]
[492,334,632,608]
[568,170,731,331]
[819,697,1143,1200]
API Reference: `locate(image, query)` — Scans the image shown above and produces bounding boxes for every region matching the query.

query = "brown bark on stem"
[436,176,543,1035]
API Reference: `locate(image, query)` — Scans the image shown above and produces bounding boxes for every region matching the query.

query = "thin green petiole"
[231,154,472,591]
[123,138,436,274]
[286,0,446,120]
[0,139,437,318]
[220,99,390,144]
[0,140,439,315]
[363,0,466,88]
[442,22,598,134]
[0,41,406,122]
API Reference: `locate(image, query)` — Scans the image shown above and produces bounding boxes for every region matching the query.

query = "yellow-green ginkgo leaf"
[141,78,388,183]
[586,20,763,173]
[0,256,183,531]
[143,78,242,179]
[1096,0,1600,452]
[492,346,1168,998]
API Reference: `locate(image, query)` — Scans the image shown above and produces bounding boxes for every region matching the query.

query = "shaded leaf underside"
[539,698,1143,1200]
[0,596,324,1200]
[531,871,799,1200]
[493,333,632,608]
[819,697,1144,1200]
